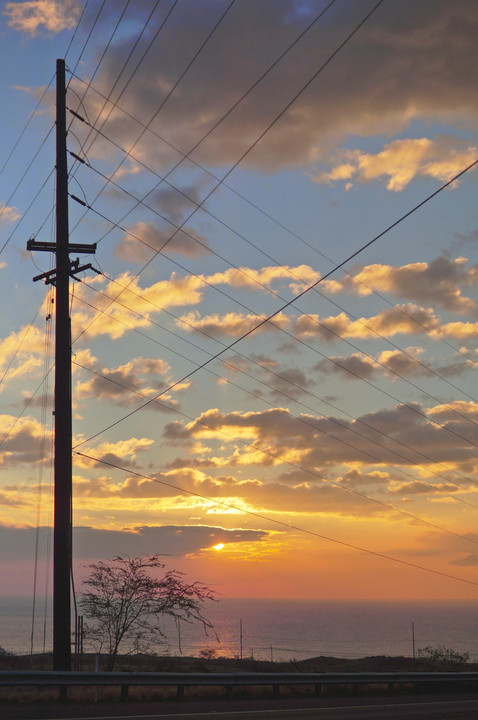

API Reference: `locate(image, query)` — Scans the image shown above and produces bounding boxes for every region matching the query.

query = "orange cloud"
[207,265,320,293]
[3,0,82,36]
[295,305,439,341]
[0,203,20,226]
[0,325,48,381]
[324,257,477,315]
[312,137,477,191]
[74,437,154,469]
[0,414,47,466]
[72,272,206,340]
[178,311,289,338]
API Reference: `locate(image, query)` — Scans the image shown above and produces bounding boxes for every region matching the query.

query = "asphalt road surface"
[4,693,478,720]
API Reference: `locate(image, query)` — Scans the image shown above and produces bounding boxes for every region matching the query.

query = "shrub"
[417,644,469,669]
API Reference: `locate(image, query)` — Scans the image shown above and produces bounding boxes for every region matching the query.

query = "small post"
[94,654,99,703]
[240,618,243,659]
[412,621,416,660]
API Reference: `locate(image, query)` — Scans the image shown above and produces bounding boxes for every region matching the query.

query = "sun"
[212,543,224,551]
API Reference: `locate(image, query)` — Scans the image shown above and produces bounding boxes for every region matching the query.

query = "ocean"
[1,597,478,662]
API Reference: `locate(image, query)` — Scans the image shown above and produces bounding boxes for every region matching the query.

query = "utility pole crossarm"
[27,239,97,254]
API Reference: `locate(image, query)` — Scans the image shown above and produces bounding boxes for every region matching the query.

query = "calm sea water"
[1,596,478,661]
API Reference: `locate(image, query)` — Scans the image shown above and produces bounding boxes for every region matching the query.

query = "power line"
[74,144,478,418]
[1,166,56,255]
[72,282,478,500]
[68,61,478,372]
[73,356,478,520]
[76,207,478,451]
[63,0,91,63]
[71,0,336,202]
[0,125,55,253]
[66,0,107,77]
[69,0,175,178]
[74,451,478,590]
[0,77,55,180]
[65,0,343,269]
[70,158,478,452]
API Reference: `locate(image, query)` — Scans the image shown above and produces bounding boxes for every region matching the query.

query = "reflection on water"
[1,596,478,661]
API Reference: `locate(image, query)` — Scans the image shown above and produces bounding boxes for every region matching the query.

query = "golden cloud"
[323,257,477,315]
[3,0,82,36]
[312,137,477,191]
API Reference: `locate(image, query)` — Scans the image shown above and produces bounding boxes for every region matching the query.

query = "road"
[4,694,478,720]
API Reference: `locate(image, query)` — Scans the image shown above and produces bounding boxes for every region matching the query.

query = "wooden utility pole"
[53,55,72,672]
[27,58,96,671]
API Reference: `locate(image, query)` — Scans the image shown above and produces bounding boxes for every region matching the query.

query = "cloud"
[0,203,21,226]
[312,137,478,191]
[72,263,317,343]
[295,304,439,341]
[441,320,478,340]
[450,553,478,567]
[207,265,320,293]
[427,400,478,423]
[0,325,47,381]
[3,0,82,36]
[151,182,207,226]
[72,271,206,340]
[314,348,474,382]
[314,353,379,380]
[163,401,478,476]
[0,523,270,562]
[115,221,211,262]
[0,414,48,466]
[388,480,459,496]
[324,257,478,315]
[178,311,289,338]
[75,356,171,408]
[80,1,478,171]
[258,366,311,402]
[74,437,154,469]
[0,491,24,508]
[72,464,395,518]
[377,349,474,380]
[70,259,474,349]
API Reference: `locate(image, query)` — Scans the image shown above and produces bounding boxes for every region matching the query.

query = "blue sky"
[0,0,478,602]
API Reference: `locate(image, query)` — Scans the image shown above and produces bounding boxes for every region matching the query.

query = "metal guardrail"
[1,670,478,701]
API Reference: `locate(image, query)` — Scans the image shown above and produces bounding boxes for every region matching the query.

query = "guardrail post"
[225,684,233,699]
[315,682,322,696]
[272,683,280,698]
[120,684,129,702]
[177,684,184,701]
[94,654,99,703]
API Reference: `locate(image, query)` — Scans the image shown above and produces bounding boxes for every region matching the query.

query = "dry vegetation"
[0,650,476,706]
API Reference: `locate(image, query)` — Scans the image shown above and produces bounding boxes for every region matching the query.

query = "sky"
[0,0,478,603]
